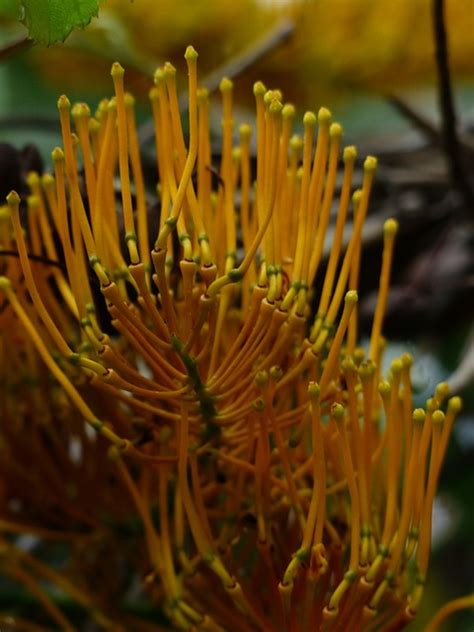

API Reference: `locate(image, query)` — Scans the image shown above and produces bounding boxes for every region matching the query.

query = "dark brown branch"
[0,35,33,62]
[0,250,63,270]
[432,0,474,209]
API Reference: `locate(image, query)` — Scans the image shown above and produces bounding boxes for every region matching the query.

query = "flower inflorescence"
[0,46,463,631]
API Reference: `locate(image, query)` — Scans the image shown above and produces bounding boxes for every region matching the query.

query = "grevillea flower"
[0,47,466,631]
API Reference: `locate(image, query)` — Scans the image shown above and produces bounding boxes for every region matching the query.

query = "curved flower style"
[0,47,464,631]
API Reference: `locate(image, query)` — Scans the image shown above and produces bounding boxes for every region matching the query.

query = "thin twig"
[447,327,474,393]
[387,95,440,145]
[432,0,474,209]
[138,19,295,145]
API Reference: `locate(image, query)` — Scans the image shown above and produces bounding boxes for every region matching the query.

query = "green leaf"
[20,0,99,45]
[0,0,21,20]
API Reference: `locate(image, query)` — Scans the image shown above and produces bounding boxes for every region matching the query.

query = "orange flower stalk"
[0,47,466,631]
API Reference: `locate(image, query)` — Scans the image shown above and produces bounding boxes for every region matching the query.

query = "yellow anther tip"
[282,103,295,119]
[6,190,20,206]
[384,218,399,236]
[345,290,358,304]
[149,86,159,100]
[219,77,233,92]
[107,98,117,111]
[432,410,445,425]
[401,352,413,367]
[57,94,70,110]
[111,62,124,77]
[197,87,209,100]
[448,396,462,414]
[185,45,198,61]
[364,156,378,172]
[253,81,266,97]
[343,145,357,162]
[308,382,321,397]
[330,122,343,138]
[413,408,426,424]
[303,111,317,127]
[0,276,12,291]
[318,107,332,123]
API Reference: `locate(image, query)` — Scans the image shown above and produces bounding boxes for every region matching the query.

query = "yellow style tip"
[0,276,12,292]
[26,171,40,187]
[413,408,426,424]
[164,62,176,77]
[282,103,295,120]
[341,356,356,372]
[153,68,165,85]
[185,45,198,61]
[6,190,20,206]
[318,107,332,123]
[364,156,378,172]
[239,123,252,139]
[303,111,317,128]
[27,195,40,210]
[71,102,90,118]
[253,81,266,97]
[435,382,450,400]
[331,402,345,421]
[401,352,413,368]
[343,145,357,163]
[352,189,363,204]
[448,396,462,414]
[197,87,209,101]
[111,62,124,78]
[391,358,403,375]
[432,410,445,426]
[124,92,135,107]
[384,218,399,237]
[329,122,343,139]
[149,86,159,101]
[289,134,303,151]
[57,94,70,110]
[41,173,55,188]
[345,289,358,304]
[269,99,283,116]
[378,380,391,396]
[308,381,321,398]
[219,77,233,93]
[51,147,65,162]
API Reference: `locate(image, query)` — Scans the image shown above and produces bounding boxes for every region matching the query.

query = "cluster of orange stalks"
[0,46,470,631]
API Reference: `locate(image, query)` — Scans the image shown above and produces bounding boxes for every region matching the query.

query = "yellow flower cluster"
[0,47,464,631]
